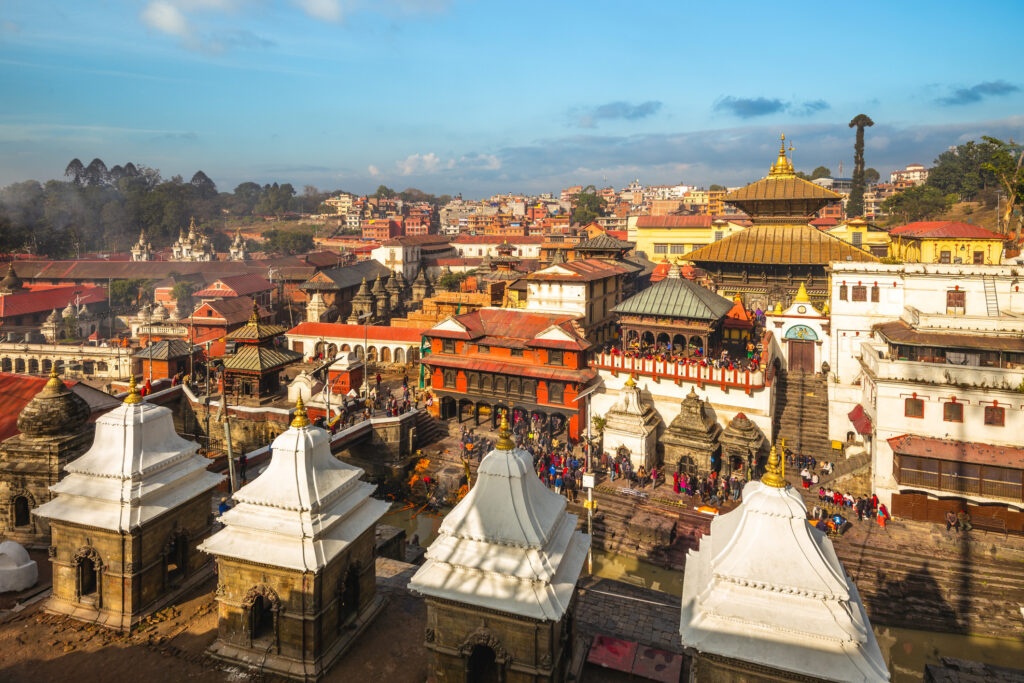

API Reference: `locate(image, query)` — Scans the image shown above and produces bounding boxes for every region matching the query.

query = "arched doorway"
[380,347,391,363]
[163,530,189,588]
[13,495,31,527]
[467,645,498,683]
[339,564,360,627]
[0,358,10,372]
[393,347,405,363]
[244,585,281,649]
[28,359,39,374]
[250,595,274,640]
[74,548,102,605]
[14,358,25,373]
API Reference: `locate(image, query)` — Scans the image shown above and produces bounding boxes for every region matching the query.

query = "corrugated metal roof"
[723,176,840,202]
[299,260,391,291]
[422,354,595,384]
[135,339,197,360]
[874,320,1024,352]
[888,434,1024,470]
[222,345,302,372]
[287,322,425,343]
[613,277,734,321]
[0,285,107,318]
[574,233,635,251]
[684,224,877,265]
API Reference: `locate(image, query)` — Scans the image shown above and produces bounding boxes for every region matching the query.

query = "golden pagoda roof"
[723,135,841,206]
[685,224,877,266]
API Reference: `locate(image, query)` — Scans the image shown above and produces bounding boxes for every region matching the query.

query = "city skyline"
[2,0,1023,196]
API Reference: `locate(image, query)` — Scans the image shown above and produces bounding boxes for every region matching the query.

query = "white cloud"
[460,153,501,170]
[368,164,380,177]
[294,0,343,22]
[141,1,192,38]
[395,152,453,175]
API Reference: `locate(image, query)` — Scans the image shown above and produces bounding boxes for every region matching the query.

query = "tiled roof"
[888,221,1006,240]
[186,296,259,326]
[635,215,713,229]
[302,251,345,268]
[193,273,273,298]
[573,233,635,251]
[422,353,596,384]
[0,373,117,440]
[287,322,425,343]
[3,257,315,283]
[452,236,546,244]
[299,260,391,291]
[614,276,734,321]
[0,285,107,318]
[222,345,302,372]
[723,176,841,203]
[526,259,631,282]
[873,320,1024,353]
[848,405,872,436]
[887,434,1024,470]
[425,309,590,350]
[135,339,197,360]
[227,318,289,341]
[685,224,877,265]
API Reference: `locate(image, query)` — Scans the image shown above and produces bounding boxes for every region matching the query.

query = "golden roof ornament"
[773,301,783,315]
[291,396,310,428]
[123,375,142,405]
[41,364,65,395]
[794,281,810,303]
[760,443,787,488]
[248,300,260,324]
[768,134,796,178]
[624,374,637,388]
[495,410,515,450]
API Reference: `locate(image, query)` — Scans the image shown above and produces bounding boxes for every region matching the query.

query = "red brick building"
[362,219,403,242]
[193,273,274,308]
[422,309,596,439]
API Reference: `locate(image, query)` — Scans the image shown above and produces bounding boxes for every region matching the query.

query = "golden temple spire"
[760,442,787,488]
[495,409,515,450]
[41,363,64,395]
[794,281,810,303]
[291,396,310,428]
[624,374,637,388]
[768,133,796,178]
[248,300,260,324]
[123,374,142,405]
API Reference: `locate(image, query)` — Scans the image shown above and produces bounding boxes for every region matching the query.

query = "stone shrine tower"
[0,368,93,547]
[600,375,661,471]
[662,388,722,477]
[347,277,376,324]
[34,376,224,630]
[409,414,590,682]
[679,446,889,682]
[130,230,152,262]
[199,398,389,680]
[229,228,248,261]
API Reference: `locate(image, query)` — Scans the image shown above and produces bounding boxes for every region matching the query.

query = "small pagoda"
[662,388,722,476]
[222,302,301,402]
[600,375,661,471]
[719,412,769,478]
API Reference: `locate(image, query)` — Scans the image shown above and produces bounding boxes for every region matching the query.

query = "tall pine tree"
[847,114,874,218]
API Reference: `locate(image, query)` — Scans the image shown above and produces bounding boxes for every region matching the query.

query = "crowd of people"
[605,342,763,373]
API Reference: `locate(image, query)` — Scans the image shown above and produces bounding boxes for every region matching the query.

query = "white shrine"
[679,445,889,682]
[600,374,661,470]
[198,397,389,680]
[171,218,214,262]
[408,413,589,682]
[35,376,224,629]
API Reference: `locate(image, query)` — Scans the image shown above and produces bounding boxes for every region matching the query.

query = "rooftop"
[889,221,1007,240]
[614,270,734,321]
[685,224,876,265]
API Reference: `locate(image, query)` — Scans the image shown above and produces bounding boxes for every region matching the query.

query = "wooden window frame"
[851,285,867,302]
[942,401,963,423]
[904,397,924,418]
[984,405,1005,427]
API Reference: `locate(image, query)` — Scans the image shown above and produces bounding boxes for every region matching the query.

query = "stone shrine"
[679,446,889,682]
[600,375,660,471]
[719,412,769,478]
[662,387,722,476]
[0,368,93,547]
[409,414,590,682]
[34,376,224,630]
[198,397,389,681]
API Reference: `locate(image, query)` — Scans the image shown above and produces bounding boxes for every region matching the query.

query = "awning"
[888,435,1024,470]
[847,404,872,435]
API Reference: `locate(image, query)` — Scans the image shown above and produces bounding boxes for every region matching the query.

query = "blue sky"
[1,0,1023,197]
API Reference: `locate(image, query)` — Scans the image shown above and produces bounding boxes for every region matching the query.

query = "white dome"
[0,541,38,592]
[152,303,168,320]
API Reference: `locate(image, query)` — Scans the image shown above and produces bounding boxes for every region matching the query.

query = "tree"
[864,167,880,185]
[262,229,314,255]
[882,185,954,224]
[570,185,606,225]
[709,184,726,191]
[847,114,875,217]
[927,139,1000,200]
[83,158,109,187]
[109,278,151,308]
[979,136,1024,233]
[64,159,85,185]
[811,166,832,180]
[436,270,473,292]
[374,185,396,199]
[190,170,217,199]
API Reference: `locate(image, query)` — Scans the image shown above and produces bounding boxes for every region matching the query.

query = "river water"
[382,502,1024,682]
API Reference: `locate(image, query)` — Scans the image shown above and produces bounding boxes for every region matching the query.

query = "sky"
[1,0,1023,198]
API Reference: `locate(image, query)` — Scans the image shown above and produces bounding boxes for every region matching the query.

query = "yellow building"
[628,215,747,262]
[888,221,1006,265]
[825,218,891,257]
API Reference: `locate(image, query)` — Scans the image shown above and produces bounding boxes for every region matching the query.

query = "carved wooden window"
[548,382,564,405]
[839,285,848,301]
[943,402,963,423]
[984,406,1005,427]
[851,285,867,302]
[904,398,924,418]
[442,339,456,354]
[870,286,880,302]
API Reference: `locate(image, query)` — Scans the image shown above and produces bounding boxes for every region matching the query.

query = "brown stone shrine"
[0,367,93,547]
[409,414,590,682]
[198,397,389,681]
[34,376,224,630]
[662,388,722,476]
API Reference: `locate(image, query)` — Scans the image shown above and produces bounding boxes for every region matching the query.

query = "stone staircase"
[774,370,830,456]
[413,410,448,449]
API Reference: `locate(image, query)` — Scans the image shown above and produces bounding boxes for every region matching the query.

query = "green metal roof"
[222,345,302,372]
[613,276,734,321]
[574,233,635,251]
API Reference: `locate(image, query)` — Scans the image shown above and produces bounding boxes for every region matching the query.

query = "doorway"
[467,645,499,683]
[788,340,815,373]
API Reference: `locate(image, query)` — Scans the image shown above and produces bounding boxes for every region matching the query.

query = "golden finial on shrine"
[624,374,637,388]
[760,443,787,488]
[123,374,142,405]
[495,409,514,450]
[291,396,310,428]
[41,363,64,394]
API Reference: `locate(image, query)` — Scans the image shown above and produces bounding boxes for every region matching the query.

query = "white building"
[679,451,889,682]
[451,236,544,260]
[370,235,453,280]
[524,259,631,344]
[171,219,214,262]
[889,163,929,186]
[828,262,1024,524]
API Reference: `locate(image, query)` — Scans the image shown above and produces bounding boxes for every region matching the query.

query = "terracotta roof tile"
[888,221,1006,240]
[286,322,425,343]
[888,434,1024,470]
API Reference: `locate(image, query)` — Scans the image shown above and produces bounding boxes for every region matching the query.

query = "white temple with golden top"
[679,444,889,682]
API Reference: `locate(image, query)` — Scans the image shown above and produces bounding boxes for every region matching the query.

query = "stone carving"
[662,388,721,476]
[424,627,435,643]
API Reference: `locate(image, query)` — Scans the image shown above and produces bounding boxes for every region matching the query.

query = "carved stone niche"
[662,388,721,476]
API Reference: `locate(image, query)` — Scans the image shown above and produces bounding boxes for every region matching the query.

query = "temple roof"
[35,381,223,532]
[226,302,289,341]
[135,339,196,360]
[684,224,877,266]
[199,400,388,571]
[222,345,302,372]
[574,233,635,251]
[408,417,589,620]
[723,175,841,203]
[614,271,733,321]
[15,368,90,438]
[679,455,888,682]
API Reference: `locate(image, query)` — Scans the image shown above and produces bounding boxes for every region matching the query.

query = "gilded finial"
[768,133,795,178]
[760,443,787,488]
[495,409,514,450]
[41,363,64,394]
[291,396,310,428]
[123,375,142,405]
[624,374,637,388]
[248,300,260,324]
[773,301,783,315]
[794,281,810,303]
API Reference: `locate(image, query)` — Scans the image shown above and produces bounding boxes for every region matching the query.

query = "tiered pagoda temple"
[222,303,302,402]
[685,136,876,310]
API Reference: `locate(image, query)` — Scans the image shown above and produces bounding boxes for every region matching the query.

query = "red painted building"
[362,219,403,242]
[421,309,596,439]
